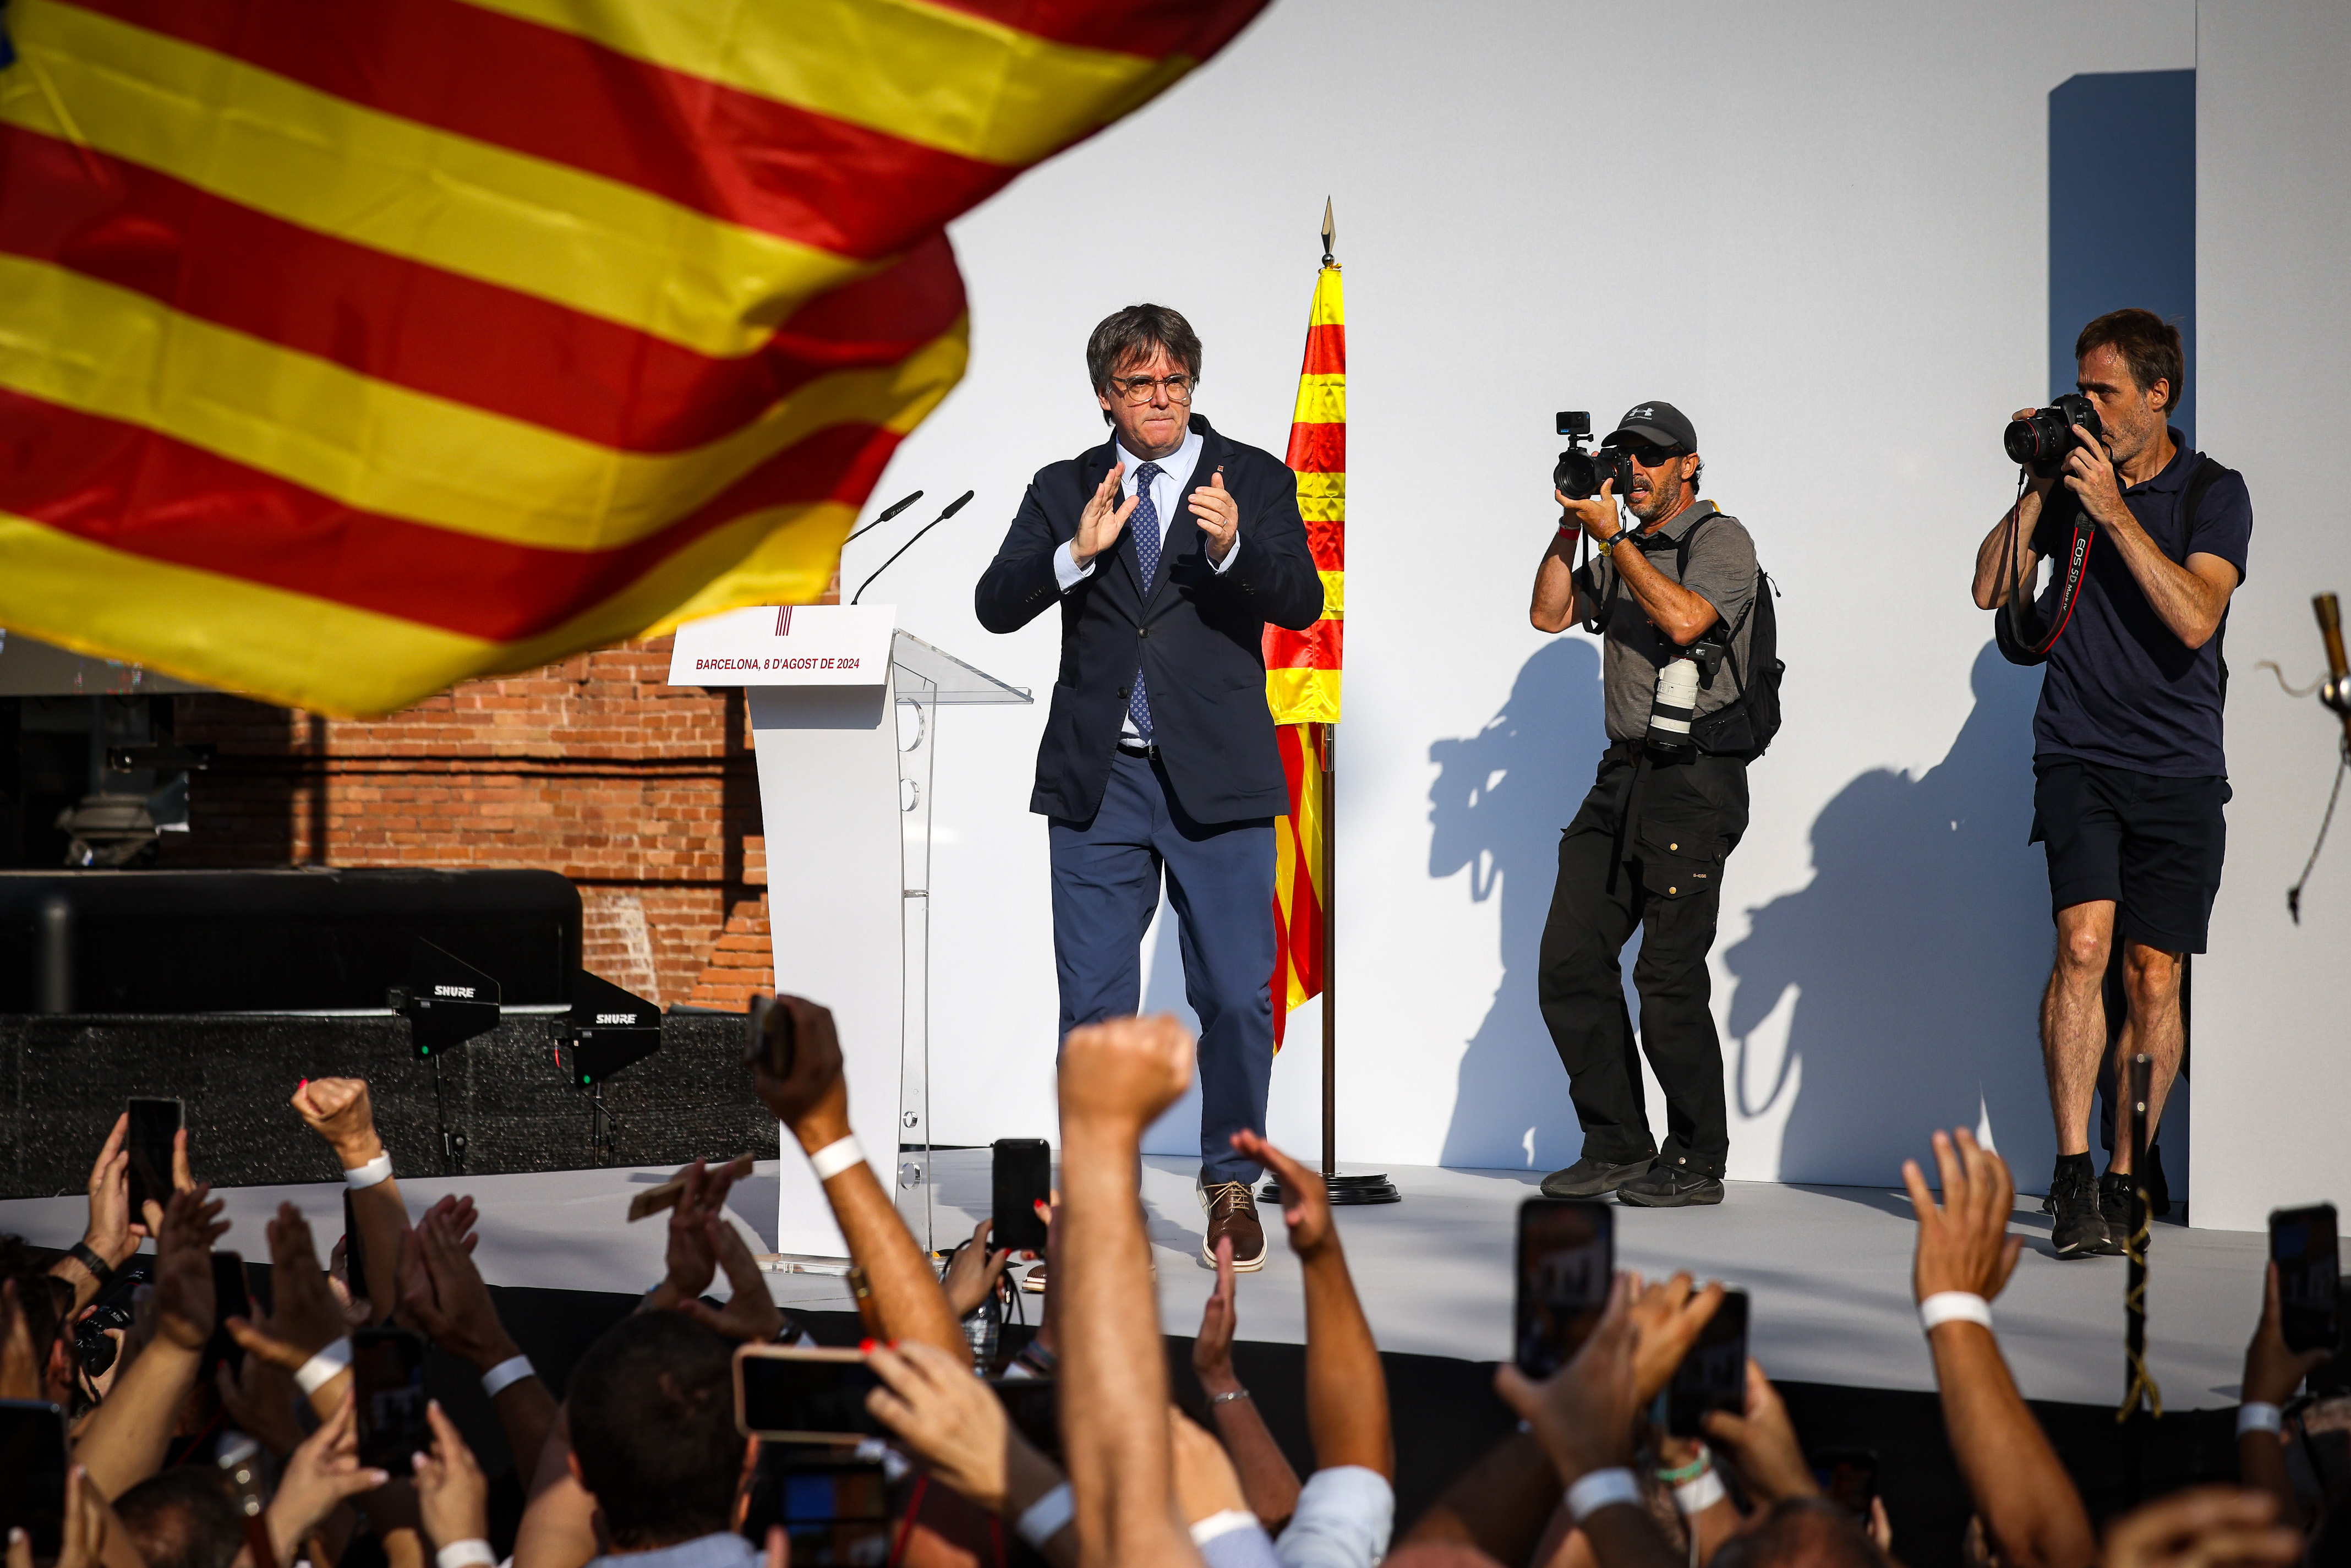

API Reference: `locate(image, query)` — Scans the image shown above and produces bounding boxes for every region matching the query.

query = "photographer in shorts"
[1527,402,1766,1208]
[1971,308,2252,1259]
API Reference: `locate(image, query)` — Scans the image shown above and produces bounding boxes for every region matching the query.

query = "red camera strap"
[2011,520,2097,655]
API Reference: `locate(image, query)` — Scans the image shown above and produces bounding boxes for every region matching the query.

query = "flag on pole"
[0,0,1269,715]
[1266,259,1343,1045]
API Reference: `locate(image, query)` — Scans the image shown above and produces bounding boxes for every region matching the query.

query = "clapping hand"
[1073,462,1139,568]
[1188,467,1238,563]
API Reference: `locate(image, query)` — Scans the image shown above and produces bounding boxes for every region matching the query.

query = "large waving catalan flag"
[0,0,1268,715]
[1266,259,1343,1045]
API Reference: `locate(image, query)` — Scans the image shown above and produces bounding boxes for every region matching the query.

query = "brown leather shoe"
[1198,1179,1267,1271]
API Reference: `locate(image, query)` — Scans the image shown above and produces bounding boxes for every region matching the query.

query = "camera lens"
[1554,449,1598,500]
[2003,408,2066,468]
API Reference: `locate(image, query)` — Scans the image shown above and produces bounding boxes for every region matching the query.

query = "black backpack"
[1678,513,1783,760]
[1577,509,1785,759]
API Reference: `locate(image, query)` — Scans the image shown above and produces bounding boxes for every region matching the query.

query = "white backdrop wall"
[2191,2,2351,1232]
[794,1,2343,1226]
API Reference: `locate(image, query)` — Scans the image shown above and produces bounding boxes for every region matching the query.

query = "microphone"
[844,490,924,547]
[852,490,975,605]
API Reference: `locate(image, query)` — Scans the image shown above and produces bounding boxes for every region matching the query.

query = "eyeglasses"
[1108,373,1195,406]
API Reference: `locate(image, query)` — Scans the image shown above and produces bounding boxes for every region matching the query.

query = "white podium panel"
[674,605,1027,1260]
[748,678,905,1259]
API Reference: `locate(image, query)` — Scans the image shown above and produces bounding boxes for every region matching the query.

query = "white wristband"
[1920,1292,1993,1333]
[1675,1471,1727,1514]
[1566,1468,1643,1523]
[1016,1482,1074,1549]
[2239,1402,2284,1438]
[436,1543,496,1568]
[808,1135,865,1181]
[343,1153,394,1190]
[480,1354,535,1398]
[1189,1510,1260,1546]
[294,1337,353,1395]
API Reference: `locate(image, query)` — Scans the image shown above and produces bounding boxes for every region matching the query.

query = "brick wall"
[162,637,770,1008]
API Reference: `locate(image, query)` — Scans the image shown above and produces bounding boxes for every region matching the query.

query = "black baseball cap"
[1606,401,1697,452]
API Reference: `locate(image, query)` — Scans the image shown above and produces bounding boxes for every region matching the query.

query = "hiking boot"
[2100,1171,2152,1255]
[2047,1162,2115,1258]
[1540,1154,1655,1199]
[1616,1155,1724,1208]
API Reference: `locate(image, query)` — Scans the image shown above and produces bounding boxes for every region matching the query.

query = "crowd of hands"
[1,1001,2339,1568]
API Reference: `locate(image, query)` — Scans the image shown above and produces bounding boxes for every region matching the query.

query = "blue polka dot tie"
[1127,461,1162,741]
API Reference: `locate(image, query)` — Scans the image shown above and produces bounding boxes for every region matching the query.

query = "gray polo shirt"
[1571,499,1759,744]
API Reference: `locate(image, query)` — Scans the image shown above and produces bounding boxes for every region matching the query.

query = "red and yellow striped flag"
[0,0,1269,715]
[1266,261,1343,1045]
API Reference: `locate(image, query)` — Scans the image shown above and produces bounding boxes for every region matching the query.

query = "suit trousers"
[1049,752,1276,1184]
[1537,746,1748,1176]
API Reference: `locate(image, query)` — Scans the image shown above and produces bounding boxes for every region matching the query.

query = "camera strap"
[1993,471,2095,665]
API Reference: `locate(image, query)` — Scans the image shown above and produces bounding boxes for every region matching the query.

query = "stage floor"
[0,1152,2263,1409]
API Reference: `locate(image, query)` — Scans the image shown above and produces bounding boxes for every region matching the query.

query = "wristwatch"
[68,1242,114,1292]
[1594,530,1621,557]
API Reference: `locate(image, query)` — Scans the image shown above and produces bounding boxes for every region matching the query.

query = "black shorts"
[2030,756,2229,953]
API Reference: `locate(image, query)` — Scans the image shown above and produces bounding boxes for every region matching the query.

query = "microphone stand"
[852,490,974,604]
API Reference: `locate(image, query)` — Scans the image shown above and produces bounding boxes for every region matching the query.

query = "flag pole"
[1314,200,1394,1206]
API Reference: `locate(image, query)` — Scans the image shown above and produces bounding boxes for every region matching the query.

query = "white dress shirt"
[1051,424,1234,741]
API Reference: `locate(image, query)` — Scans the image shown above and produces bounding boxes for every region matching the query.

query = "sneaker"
[1198,1179,1268,1271]
[2099,1172,2152,1255]
[1616,1156,1724,1208]
[1019,1262,1047,1293]
[2047,1162,2115,1258]
[1540,1154,1655,1199]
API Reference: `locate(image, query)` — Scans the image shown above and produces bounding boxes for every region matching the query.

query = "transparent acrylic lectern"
[888,631,1031,1254]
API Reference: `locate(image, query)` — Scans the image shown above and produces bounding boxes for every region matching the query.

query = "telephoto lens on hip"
[1554,410,1634,501]
[2004,392,2104,477]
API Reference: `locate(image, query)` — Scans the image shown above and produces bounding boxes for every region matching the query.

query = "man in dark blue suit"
[977,304,1324,1270]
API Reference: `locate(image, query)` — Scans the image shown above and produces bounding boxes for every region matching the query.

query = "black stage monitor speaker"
[0,869,579,1014]
[566,969,661,1086]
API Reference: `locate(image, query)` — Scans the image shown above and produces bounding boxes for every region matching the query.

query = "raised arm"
[73,1186,226,1498]
[293,1078,408,1325]
[50,1116,139,1315]
[399,1195,559,1482]
[748,996,964,1358]
[2237,1263,2331,1528]
[1058,1015,1205,1568]
[1235,1132,1391,1480]
[1905,1129,2094,1568]
[1191,1234,1303,1527]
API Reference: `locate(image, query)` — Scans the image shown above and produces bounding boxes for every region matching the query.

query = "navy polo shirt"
[2027,430,2252,777]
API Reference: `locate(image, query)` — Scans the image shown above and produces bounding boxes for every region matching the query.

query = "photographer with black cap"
[1970,309,2251,1260]
[1528,401,1771,1208]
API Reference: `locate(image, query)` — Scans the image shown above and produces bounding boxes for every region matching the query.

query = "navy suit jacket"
[976,416,1325,824]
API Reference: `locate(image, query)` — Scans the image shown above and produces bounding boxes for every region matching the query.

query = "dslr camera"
[1555,412,1635,501]
[2004,392,2105,478]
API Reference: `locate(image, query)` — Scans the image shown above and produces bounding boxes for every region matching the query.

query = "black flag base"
[1262,1171,1401,1206]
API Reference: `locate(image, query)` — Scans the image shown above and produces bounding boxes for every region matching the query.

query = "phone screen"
[352,1329,429,1477]
[1514,1198,1613,1378]
[1666,1288,1748,1437]
[989,1375,1059,1463]
[992,1139,1052,1255]
[740,1447,892,1567]
[1811,1450,1878,1519]
[125,1097,183,1219]
[737,1350,885,1443]
[0,1400,70,1556]
[2272,1204,2340,1356]
[207,1253,250,1377]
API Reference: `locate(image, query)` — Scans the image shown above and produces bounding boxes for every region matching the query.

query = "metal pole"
[2118,1050,2161,1496]
[1321,723,1336,1178]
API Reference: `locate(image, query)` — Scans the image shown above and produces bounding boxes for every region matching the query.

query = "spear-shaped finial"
[1321,197,1335,266]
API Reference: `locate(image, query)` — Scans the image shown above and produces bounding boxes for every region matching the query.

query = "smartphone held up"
[1513,1197,1613,1379]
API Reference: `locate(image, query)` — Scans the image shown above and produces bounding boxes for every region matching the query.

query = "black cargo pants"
[1537,742,1748,1176]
